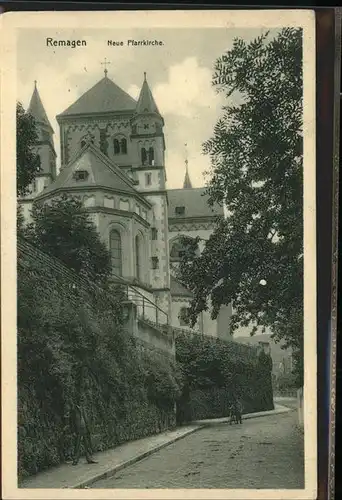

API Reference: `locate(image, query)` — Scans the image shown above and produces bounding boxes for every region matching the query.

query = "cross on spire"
[101,57,111,77]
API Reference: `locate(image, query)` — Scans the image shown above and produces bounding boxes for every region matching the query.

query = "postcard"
[1,9,317,500]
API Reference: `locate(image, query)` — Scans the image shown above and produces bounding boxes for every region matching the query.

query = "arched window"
[148,147,154,166]
[113,139,120,155]
[80,140,86,149]
[135,235,141,280]
[113,137,127,155]
[110,230,122,276]
[141,147,147,165]
[120,138,127,154]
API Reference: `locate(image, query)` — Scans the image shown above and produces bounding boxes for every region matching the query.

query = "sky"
[17,27,276,189]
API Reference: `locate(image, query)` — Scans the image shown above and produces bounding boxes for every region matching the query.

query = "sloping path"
[19,404,291,489]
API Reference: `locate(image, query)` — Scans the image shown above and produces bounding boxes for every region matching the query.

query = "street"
[92,410,304,489]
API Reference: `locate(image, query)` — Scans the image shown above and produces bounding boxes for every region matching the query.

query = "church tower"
[130,73,171,317]
[20,82,57,222]
[27,81,57,194]
[130,72,165,172]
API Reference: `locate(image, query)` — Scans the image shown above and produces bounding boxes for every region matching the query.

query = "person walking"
[70,401,98,466]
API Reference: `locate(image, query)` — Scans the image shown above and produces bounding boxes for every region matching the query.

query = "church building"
[20,69,232,340]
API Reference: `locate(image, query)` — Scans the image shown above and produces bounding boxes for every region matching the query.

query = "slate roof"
[28,83,54,132]
[57,76,137,118]
[170,275,193,298]
[135,74,160,115]
[36,142,140,199]
[168,188,224,219]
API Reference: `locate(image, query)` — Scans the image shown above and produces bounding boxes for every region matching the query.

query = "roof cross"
[101,58,111,77]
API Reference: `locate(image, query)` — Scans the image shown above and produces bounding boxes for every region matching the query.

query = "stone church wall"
[171,299,232,340]
[60,118,133,168]
[135,316,174,355]
[147,194,170,292]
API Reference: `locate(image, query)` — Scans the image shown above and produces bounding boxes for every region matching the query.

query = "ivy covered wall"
[175,332,274,423]
[17,238,181,480]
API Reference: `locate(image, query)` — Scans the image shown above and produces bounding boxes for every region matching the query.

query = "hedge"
[175,332,274,423]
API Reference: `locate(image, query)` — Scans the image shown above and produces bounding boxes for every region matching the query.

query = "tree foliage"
[17,102,41,197]
[177,29,303,380]
[23,194,112,284]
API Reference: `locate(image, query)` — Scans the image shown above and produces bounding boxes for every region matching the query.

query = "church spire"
[183,159,193,189]
[26,81,57,185]
[183,143,192,188]
[135,72,161,116]
[27,81,53,132]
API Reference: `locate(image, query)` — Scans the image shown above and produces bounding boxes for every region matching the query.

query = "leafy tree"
[23,194,111,284]
[17,102,41,197]
[178,28,304,384]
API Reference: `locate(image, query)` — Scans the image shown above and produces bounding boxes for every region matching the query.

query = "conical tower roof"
[28,81,54,132]
[135,72,161,116]
[58,75,137,118]
[183,161,193,189]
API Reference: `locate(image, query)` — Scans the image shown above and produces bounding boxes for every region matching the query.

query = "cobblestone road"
[92,411,304,489]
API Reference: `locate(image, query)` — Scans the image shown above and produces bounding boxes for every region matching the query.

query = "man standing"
[70,401,98,466]
[229,395,243,424]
